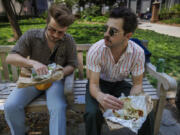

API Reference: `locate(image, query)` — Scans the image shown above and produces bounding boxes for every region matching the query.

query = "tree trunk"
[10,0,17,17]
[19,2,24,16]
[2,0,22,40]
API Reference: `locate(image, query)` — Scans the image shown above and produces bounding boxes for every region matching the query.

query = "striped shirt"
[87,39,145,82]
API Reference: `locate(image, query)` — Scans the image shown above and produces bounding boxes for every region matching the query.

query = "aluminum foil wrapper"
[103,93,153,133]
[31,63,57,80]
[17,63,63,88]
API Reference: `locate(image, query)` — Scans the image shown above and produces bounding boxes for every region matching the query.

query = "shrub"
[159,5,171,20]
[170,4,180,14]
[81,5,101,19]
[159,4,180,24]
[40,11,48,19]
[91,16,108,23]
[19,18,46,24]
[161,18,180,24]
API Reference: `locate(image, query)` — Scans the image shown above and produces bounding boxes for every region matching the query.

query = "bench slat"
[74,78,149,83]
[74,95,159,105]
[0,70,2,82]
[77,52,84,79]
[0,53,10,81]
[74,82,154,88]
[11,65,18,82]
[77,44,91,51]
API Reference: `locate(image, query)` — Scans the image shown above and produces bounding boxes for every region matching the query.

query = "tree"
[2,0,22,41]
[16,0,26,16]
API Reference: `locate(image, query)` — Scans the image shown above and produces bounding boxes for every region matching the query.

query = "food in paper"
[112,97,144,120]
[17,63,63,88]
[35,82,52,90]
[31,63,57,80]
[103,94,153,133]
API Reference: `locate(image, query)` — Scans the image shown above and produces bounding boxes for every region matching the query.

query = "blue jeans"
[4,80,67,135]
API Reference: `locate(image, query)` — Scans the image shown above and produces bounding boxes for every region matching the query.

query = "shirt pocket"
[56,55,65,66]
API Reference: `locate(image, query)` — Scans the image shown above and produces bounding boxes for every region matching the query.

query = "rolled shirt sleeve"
[131,51,145,76]
[66,35,78,67]
[11,30,32,58]
[87,45,101,73]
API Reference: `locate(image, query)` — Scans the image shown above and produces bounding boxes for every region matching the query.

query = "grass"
[0,19,180,83]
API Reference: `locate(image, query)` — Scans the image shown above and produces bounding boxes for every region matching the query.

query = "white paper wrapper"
[17,63,63,88]
[103,94,153,133]
[31,63,57,80]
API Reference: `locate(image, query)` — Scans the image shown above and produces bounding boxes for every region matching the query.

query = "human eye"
[48,27,56,33]
[58,31,63,35]
[112,28,119,33]
[51,28,56,33]
[109,28,114,36]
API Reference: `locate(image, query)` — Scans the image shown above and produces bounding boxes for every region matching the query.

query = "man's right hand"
[6,53,48,75]
[31,60,48,75]
[96,92,123,110]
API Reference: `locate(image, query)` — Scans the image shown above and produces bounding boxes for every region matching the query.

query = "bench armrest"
[146,62,177,135]
[64,72,75,105]
[145,62,177,91]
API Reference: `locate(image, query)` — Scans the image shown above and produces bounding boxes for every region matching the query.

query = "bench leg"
[154,84,166,135]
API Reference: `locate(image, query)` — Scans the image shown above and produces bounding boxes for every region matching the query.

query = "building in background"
[0,0,52,17]
[0,0,179,17]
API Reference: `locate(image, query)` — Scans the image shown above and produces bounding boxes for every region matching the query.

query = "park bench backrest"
[0,40,148,82]
[0,46,18,82]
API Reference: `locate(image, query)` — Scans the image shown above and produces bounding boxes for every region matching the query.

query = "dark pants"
[84,79,154,135]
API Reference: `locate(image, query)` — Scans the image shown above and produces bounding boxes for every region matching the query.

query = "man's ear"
[125,32,133,39]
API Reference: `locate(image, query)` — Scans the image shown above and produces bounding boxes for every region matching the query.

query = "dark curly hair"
[110,7,138,35]
[47,3,75,27]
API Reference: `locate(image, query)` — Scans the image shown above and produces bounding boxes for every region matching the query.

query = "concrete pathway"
[138,20,180,38]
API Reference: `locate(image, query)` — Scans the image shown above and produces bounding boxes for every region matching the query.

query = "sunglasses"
[47,26,66,37]
[103,25,122,37]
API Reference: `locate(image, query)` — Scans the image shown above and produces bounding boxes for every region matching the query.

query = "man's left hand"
[131,74,143,95]
[130,85,143,95]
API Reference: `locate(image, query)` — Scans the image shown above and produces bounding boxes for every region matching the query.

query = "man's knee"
[4,101,22,115]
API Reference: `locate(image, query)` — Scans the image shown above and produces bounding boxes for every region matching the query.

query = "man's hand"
[96,92,123,110]
[130,85,142,95]
[31,61,48,75]
[6,53,48,75]
[6,53,48,76]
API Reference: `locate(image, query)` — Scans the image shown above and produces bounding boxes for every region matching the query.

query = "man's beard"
[104,36,126,49]
[46,31,59,43]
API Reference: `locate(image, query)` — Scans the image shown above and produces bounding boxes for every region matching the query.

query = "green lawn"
[0,19,180,83]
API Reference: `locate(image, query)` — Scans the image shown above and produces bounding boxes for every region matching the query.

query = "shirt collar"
[126,40,133,54]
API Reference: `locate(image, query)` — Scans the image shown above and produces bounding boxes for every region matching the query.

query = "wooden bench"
[0,41,177,135]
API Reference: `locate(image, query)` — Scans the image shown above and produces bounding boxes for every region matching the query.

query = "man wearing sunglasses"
[4,3,77,135]
[85,7,154,135]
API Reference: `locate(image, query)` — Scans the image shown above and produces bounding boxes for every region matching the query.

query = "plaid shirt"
[11,29,77,67]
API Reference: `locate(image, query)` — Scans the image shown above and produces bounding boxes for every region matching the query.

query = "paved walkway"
[138,20,180,38]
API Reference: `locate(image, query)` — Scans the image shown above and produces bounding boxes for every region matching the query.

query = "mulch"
[1,100,180,135]
[0,112,49,135]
